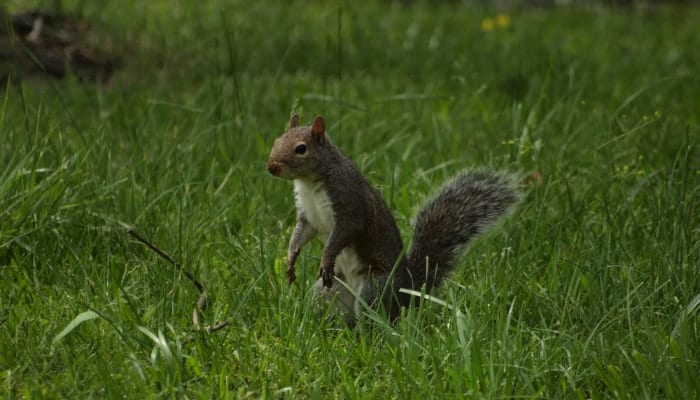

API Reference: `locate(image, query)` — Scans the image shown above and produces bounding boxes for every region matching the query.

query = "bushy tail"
[404,170,521,292]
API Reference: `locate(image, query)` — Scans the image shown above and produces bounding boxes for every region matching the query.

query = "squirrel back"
[268,115,520,323]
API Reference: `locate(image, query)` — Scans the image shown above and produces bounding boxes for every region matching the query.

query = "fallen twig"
[127,227,230,333]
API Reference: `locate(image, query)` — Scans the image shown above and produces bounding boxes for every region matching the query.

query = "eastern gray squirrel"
[267,115,520,323]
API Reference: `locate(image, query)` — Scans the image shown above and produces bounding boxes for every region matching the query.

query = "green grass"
[1,0,699,398]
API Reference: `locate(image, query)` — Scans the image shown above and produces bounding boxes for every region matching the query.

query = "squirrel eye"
[294,144,307,155]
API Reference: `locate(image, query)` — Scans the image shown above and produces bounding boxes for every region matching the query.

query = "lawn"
[1,0,699,398]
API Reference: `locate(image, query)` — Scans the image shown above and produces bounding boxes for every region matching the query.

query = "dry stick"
[127,228,230,333]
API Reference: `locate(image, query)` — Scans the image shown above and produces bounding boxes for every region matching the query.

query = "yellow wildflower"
[496,13,511,28]
[481,18,495,32]
[481,14,511,32]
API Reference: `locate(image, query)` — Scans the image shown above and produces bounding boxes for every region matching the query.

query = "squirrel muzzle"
[267,160,282,177]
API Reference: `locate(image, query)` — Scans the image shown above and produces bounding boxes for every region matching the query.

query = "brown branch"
[127,227,230,333]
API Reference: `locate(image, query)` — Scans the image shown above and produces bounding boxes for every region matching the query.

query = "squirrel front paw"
[286,266,296,284]
[320,266,334,288]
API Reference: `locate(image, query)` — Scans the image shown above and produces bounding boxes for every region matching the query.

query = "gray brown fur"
[268,115,520,322]
[268,115,403,288]
[407,170,521,290]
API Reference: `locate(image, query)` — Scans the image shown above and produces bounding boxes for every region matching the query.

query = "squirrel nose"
[267,161,281,176]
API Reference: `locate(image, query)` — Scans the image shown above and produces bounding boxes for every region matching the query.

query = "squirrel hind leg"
[312,275,359,325]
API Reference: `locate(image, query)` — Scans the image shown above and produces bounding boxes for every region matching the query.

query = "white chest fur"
[293,179,367,297]
[293,179,335,239]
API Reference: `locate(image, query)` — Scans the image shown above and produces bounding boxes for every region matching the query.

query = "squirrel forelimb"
[287,214,317,284]
[320,213,366,288]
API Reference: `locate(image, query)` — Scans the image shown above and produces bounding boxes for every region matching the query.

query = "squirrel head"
[267,115,329,180]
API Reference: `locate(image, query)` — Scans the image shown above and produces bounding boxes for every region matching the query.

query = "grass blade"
[52,310,101,345]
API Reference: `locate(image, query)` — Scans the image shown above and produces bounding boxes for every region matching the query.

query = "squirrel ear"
[289,114,300,128]
[311,116,326,144]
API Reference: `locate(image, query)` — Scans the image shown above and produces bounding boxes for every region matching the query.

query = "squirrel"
[267,115,520,323]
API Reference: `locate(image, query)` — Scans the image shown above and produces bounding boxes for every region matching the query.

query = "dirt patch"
[1,8,120,84]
